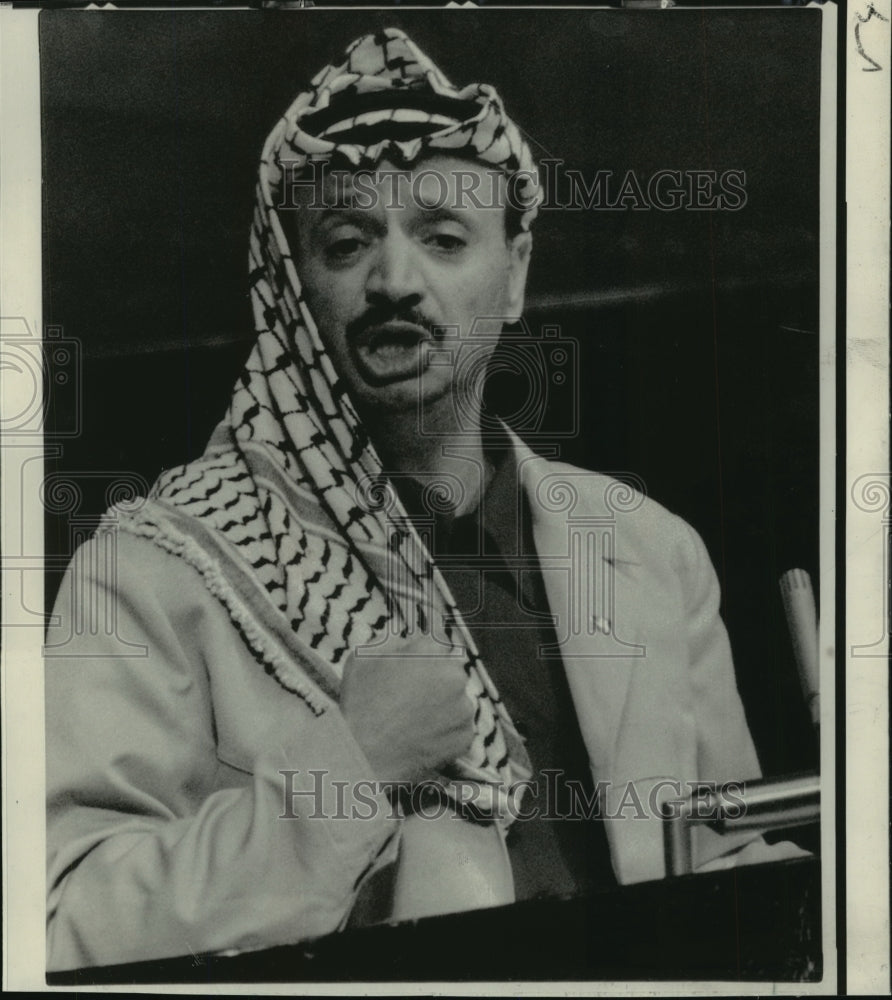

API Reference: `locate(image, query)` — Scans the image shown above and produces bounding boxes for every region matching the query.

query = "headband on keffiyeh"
[268,27,541,230]
[107,28,541,824]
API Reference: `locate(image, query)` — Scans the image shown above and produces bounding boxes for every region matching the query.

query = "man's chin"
[351,375,454,421]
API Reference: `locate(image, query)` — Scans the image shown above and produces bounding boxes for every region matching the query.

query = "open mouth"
[350,322,435,384]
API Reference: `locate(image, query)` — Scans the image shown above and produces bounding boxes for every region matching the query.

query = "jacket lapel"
[512,434,699,881]
[514,440,638,776]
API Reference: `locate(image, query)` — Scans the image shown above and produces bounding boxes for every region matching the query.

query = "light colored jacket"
[45,440,801,971]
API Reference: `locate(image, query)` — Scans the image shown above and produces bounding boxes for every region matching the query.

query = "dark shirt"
[393,433,615,900]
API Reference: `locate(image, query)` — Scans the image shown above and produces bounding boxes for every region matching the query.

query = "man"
[45,28,800,971]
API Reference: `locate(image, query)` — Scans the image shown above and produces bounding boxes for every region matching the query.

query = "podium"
[48,857,821,985]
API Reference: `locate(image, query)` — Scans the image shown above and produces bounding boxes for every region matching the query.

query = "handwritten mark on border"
[854,2,888,72]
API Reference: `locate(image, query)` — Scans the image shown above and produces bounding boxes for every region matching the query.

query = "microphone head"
[779,569,819,728]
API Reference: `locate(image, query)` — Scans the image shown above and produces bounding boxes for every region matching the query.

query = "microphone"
[779,569,820,729]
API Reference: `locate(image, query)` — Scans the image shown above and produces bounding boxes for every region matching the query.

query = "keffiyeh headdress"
[110,29,541,823]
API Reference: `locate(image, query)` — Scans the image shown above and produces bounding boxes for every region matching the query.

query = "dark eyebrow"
[414,206,473,227]
[312,208,384,232]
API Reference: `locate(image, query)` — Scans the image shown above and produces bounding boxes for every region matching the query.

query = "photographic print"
[2,1,860,992]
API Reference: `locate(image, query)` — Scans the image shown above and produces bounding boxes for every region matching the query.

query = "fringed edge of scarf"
[100,508,331,717]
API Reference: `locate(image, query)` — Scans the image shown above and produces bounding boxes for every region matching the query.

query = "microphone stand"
[663,772,820,877]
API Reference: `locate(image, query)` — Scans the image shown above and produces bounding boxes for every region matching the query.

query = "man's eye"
[425,232,466,253]
[326,238,363,258]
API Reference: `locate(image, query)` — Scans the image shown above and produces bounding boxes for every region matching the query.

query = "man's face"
[288,156,532,417]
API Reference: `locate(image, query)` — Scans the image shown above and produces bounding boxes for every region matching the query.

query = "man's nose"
[365,229,424,306]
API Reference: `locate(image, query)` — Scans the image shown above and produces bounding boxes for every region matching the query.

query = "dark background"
[41,9,822,789]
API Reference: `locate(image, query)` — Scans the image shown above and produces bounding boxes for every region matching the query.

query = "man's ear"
[505,231,532,321]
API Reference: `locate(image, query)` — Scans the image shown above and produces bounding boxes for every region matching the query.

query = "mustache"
[345,304,438,343]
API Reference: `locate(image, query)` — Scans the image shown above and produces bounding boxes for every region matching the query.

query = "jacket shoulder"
[528,457,692,536]
[522,454,713,586]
